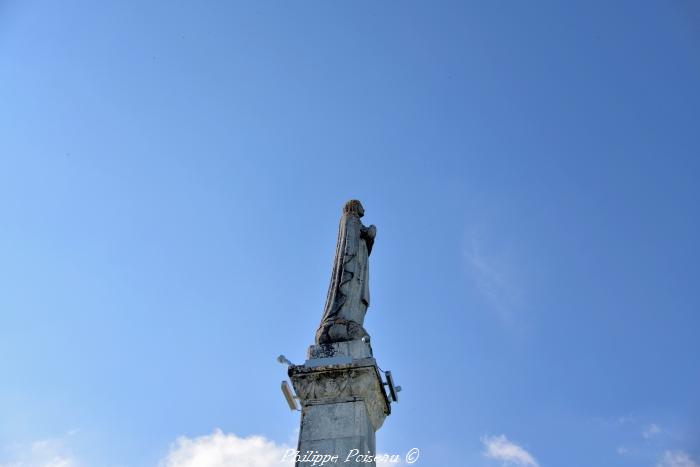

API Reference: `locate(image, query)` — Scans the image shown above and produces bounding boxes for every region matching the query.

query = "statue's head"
[343,199,365,217]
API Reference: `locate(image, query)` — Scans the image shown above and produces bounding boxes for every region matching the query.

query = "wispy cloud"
[481,435,539,467]
[616,413,639,426]
[643,423,662,439]
[0,437,77,467]
[465,234,523,323]
[657,451,699,467]
[159,430,293,467]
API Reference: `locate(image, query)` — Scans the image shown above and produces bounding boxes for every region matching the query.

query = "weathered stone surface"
[289,359,389,432]
[297,402,375,459]
[299,402,372,441]
[316,200,377,345]
[290,359,389,466]
[307,339,373,361]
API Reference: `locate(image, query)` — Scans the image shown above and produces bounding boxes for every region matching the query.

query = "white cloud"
[160,430,405,467]
[643,423,662,439]
[159,430,293,467]
[6,430,401,467]
[481,435,539,467]
[0,438,77,467]
[616,413,639,425]
[657,451,699,467]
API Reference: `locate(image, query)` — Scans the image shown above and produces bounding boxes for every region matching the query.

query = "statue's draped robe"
[316,212,372,344]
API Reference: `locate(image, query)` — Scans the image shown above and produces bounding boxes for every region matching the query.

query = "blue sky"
[1,1,699,466]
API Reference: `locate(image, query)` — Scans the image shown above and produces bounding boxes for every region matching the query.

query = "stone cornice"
[289,359,390,431]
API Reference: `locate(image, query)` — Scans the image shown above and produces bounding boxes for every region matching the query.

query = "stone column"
[288,340,390,467]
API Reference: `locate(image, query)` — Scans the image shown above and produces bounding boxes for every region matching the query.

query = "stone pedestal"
[288,341,391,467]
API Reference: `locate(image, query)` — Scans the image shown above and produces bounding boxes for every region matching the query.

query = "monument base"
[289,349,390,467]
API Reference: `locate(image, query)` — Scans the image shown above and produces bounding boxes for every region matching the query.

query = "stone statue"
[316,200,377,345]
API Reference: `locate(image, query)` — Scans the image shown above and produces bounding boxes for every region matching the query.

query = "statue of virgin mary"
[316,200,377,345]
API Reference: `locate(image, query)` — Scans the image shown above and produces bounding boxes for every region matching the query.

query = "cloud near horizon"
[160,430,293,467]
[0,437,77,467]
[481,435,539,467]
[160,430,402,467]
[2,430,403,467]
[657,451,700,467]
